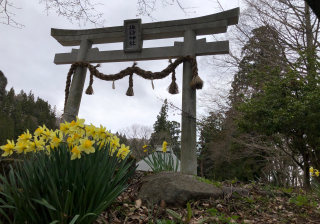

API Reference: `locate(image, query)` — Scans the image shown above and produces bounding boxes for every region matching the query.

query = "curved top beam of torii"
[51,7,239,46]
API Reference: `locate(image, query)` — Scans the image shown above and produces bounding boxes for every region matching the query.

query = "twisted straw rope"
[63,55,202,113]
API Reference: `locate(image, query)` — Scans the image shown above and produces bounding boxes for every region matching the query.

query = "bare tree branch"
[0,0,24,28]
[0,0,107,29]
[118,124,153,140]
[136,0,197,21]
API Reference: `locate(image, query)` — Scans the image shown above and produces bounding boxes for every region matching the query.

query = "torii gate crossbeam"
[51,8,239,176]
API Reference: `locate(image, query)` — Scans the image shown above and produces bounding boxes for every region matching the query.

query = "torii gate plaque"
[51,8,239,176]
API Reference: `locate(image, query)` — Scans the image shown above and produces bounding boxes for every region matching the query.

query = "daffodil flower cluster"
[310,167,320,177]
[0,116,131,161]
[142,143,151,153]
[140,140,179,173]
[162,141,168,152]
[142,141,168,153]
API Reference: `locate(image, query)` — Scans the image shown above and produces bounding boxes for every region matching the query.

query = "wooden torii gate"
[51,8,239,176]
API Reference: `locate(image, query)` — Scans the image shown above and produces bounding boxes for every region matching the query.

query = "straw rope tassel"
[85,72,94,95]
[112,79,115,89]
[151,77,154,90]
[126,62,137,96]
[167,58,179,94]
[189,56,203,90]
[85,63,100,95]
[126,73,134,96]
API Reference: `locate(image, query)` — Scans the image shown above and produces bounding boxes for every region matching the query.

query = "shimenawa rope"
[63,55,202,114]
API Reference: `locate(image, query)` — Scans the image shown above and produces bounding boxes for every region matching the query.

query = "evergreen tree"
[0,112,14,144]
[34,97,56,131]
[150,99,181,159]
[0,88,16,145]
[197,111,267,182]
[197,113,223,178]
[0,88,58,147]
[227,25,292,184]
[26,90,35,116]
[1,87,15,116]
[197,25,287,182]
[11,95,24,139]
[230,25,287,106]
[22,115,38,136]
[167,121,181,160]
[217,25,287,182]
[153,99,169,133]
[116,132,128,145]
[17,90,28,116]
[236,50,320,189]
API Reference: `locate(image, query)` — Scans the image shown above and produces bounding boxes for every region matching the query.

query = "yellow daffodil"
[15,143,29,154]
[144,149,148,153]
[162,141,168,153]
[67,136,75,148]
[60,122,71,134]
[121,151,130,160]
[73,132,81,139]
[69,132,81,145]
[0,140,15,157]
[106,131,113,141]
[143,143,149,149]
[78,128,86,138]
[85,124,98,139]
[41,128,54,142]
[34,137,45,151]
[45,145,54,155]
[315,170,320,177]
[110,136,120,149]
[69,116,85,132]
[26,142,37,153]
[71,146,81,160]
[69,120,76,130]
[97,138,107,150]
[50,131,64,148]
[118,144,130,160]
[109,147,116,157]
[310,167,314,174]
[17,129,32,145]
[78,137,95,154]
[96,125,107,139]
[26,136,45,152]
[34,124,47,137]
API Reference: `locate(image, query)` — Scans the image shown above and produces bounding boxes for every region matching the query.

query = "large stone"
[0,70,7,108]
[137,171,251,208]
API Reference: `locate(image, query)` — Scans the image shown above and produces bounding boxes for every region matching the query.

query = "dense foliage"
[196,26,280,182]
[236,50,320,188]
[0,88,57,149]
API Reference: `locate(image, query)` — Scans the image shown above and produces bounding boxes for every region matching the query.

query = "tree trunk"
[303,155,311,190]
[305,2,313,52]
[200,160,203,177]
[305,2,316,87]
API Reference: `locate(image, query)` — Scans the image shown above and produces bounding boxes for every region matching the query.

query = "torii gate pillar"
[63,39,92,123]
[181,30,197,175]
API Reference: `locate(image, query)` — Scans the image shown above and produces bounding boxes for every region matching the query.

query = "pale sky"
[0,0,240,137]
